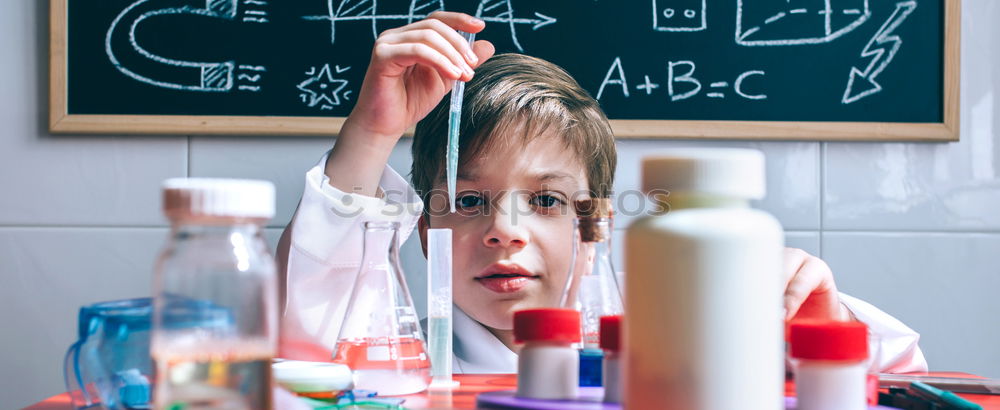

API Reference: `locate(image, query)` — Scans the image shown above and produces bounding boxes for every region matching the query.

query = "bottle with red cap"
[513,308,581,400]
[789,320,869,410]
[600,315,623,403]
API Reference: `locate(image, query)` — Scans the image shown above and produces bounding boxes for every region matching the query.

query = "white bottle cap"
[162,178,275,221]
[641,148,766,200]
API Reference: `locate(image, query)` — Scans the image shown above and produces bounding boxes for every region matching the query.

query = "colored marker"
[910,381,983,410]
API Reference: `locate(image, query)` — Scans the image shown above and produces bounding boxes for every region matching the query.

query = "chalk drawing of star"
[297,64,349,110]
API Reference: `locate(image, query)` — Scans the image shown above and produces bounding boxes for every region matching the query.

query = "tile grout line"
[0,225,290,230]
[506,227,1000,235]
[820,229,1000,235]
[819,142,826,259]
[0,226,986,234]
[186,135,192,177]
[0,225,169,229]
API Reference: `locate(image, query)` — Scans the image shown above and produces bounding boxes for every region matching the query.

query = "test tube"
[427,228,459,389]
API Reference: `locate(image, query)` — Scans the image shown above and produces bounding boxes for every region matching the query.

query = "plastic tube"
[427,229,459,390]
[446,31,476,214]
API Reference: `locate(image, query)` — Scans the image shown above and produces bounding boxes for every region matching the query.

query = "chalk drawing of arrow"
[106,0,241,92]
[481,11,556,30]
[475,0,556,52]
[306,0,556,52]
[309,0,439,44]
[842,1,917,104]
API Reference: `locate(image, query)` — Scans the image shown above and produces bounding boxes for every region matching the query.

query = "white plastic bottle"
[152,178,278,410]
[624,149,784,410]
[790,320,869,410]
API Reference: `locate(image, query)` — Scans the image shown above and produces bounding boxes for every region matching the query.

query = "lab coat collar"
[452,306,517,374]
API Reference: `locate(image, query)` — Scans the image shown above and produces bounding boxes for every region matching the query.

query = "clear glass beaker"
[333,221,430,395]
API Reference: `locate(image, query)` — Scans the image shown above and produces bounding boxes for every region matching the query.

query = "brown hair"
[411,53,617,212]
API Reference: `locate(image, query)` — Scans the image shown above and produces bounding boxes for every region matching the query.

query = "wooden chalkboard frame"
[48,0,960,141]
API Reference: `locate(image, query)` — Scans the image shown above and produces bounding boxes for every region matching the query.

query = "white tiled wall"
[614,140,821,231]
[2,0,998,408]
[823,232,1000,378]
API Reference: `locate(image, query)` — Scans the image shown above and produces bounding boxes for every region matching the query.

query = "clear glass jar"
[151,178,278,410]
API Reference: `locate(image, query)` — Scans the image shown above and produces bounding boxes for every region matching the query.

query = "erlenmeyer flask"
[559,198,625,387]
[333,221,430,395]
[561,198,624,348]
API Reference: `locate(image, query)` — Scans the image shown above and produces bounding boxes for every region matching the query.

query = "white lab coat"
[278,154,927,374]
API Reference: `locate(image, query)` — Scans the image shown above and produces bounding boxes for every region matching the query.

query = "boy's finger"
[382,28,473,77]
[375,42,464,81]
[782,261,823,320]
[426,10,486,33]
[782,248,807,285]
[379,12,482,43]
[471,40,496,69]
[397,18,481,67]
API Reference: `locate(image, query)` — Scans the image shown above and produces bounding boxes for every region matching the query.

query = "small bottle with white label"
[600,315,623,403]
[514,308,581,400]
[790,320,869,410]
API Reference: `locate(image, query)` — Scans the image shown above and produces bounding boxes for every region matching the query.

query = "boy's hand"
[782,248,852,322]
[327,12,495,197]
[342,11,495,144]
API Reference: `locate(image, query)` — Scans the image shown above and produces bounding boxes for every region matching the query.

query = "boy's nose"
[483,196,529,249]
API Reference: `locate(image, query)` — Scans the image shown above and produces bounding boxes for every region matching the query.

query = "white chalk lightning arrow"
[842,1,917,105]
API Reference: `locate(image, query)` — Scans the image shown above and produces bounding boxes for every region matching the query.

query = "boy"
[277,12,926,373]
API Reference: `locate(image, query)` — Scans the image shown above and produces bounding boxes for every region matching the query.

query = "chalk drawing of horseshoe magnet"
[105,0,266,92]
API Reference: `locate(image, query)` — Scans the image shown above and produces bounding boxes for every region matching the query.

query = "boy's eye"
[531,194,565,209]
[456,194,485,209]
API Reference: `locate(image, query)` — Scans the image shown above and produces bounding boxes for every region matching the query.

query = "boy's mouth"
[475,263,540,293]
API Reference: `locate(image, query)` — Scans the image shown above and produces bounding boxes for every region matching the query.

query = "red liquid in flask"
[332,336,430,395]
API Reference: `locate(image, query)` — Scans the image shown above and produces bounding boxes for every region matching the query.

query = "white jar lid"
[162,178,275,220]
[641,148,766,200]
[272,360,353,393]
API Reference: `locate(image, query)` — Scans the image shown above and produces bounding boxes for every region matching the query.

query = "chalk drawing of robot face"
[652,0,707,32]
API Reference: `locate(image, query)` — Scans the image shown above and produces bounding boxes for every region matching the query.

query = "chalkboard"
[49,0,960,140]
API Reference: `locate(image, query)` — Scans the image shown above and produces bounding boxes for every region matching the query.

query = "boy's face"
[424,131,587,331]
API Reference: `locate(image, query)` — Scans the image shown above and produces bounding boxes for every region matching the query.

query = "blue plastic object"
[579,348,604,387]
[63,297,232,409]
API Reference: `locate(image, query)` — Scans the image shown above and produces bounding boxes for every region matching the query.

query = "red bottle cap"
[513,308,581,344]
[599,315,622,352]
[789,320,868,361]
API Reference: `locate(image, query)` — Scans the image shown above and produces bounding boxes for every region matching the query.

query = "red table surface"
[27,372,1000,409]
